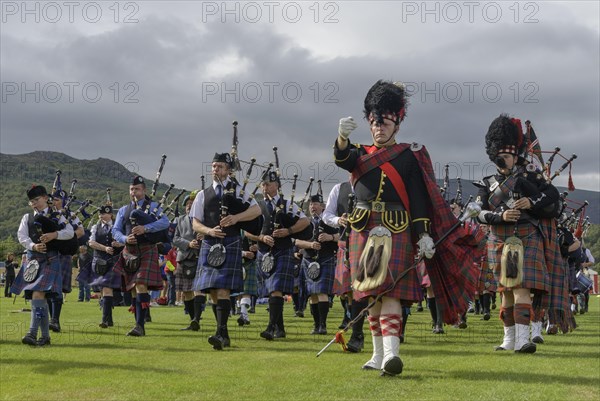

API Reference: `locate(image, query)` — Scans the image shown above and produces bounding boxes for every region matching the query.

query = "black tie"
[216,184,222,199]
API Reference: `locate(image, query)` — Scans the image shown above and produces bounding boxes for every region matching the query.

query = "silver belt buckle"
[372,201,385,212]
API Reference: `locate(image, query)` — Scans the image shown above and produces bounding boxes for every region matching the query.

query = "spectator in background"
[4,253,18,298]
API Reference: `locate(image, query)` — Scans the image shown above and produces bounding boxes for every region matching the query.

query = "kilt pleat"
[348,213,421,302]
[113,244,163,291]
[257,247,295,295]
[11,251,62,297]
[193,236,243,293]
[487,223,550,293]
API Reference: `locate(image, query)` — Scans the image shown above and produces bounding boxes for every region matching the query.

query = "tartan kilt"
[175,261,195,292]
[193,236,243,293]
[487,223,550,294]
[257,247,295,295]
[88,254,122,289]
[303,254,335,295]
[477,259,497,294]
[113,243,163,291]
[59,254,73,293]
[348,213,421,302]
[241,260,258,296]
[540,219,572,328]
[332,241,352,295]
[11,250,62,297]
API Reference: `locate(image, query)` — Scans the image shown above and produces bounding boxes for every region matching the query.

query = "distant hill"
[0,151,180,240]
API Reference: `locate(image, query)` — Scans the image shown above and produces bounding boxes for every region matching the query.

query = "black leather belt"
[355,201,405,212]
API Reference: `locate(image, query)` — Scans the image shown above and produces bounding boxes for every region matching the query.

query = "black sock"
[52,298,63,323]
[184,300,195,321]
[136,293,150,328]
[310,303,319,328]
[428,297,437,324]
[216,299,231,338]
[103,296,113,323]
[291,293,299,311]
[402,306,410,337]
[194,295,206,322]
[272,296,285,331]
[318,301,329,329]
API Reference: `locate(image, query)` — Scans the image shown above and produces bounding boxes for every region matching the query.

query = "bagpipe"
[30,170,79,255]
[522,120,579,218]
[129,154,174,245]
[268,146,313,241]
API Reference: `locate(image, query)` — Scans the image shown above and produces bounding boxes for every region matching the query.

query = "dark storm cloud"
[1,5,598,195]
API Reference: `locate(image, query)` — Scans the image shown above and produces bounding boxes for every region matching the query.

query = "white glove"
[417,234,435,259]
[338,116,357,139]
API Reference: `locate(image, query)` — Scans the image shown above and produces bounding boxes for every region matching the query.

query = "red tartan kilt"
[348,213,420,302]
[113,243,163,291]
[487,223,550,293]
[332,241,352,295]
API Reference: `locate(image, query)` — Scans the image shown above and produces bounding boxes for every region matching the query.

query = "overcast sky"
[2,1,599,197]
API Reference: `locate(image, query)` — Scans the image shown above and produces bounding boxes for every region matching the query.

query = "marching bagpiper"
[189,153,262,350]
[474,114,565,353]
[13,185,74,346]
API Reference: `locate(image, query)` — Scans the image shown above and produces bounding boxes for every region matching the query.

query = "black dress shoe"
[49,319,61,333]
[482,313,491,321]
[22,333,37,346]
[237,316,250,326]
[99,322,109,329]
[260,329,275,341]
[223,337,231,347]
[273,328,286,339]
[126,324,145,337]
[346,334,364,353]
[37,337,51,347]
[181,320,200,331]
[208,335,225,350]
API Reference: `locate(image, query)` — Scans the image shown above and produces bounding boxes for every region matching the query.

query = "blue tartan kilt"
[11,250,62,297]
[242,260,258,296]
[88,254,122,289]
[303,254,336,295]
[193,236,243,293]
[59,254,73,293]
[488,222,550,293]
[257,247,295,295]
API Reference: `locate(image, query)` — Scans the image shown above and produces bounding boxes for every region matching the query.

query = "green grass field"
[1,295,599,401]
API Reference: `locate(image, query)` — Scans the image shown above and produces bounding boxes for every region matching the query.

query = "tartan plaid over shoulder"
[412,144,484,324]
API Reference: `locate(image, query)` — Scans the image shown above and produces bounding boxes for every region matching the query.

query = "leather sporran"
[181,259,198,279]
[306,261,321,280]
[261,252,275,275]
[353,226,392,292]
[94,258,109,276]
[207,243,226,268]
[500,235,523,288]
[122,250,140,274]
[23,259,40,283]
